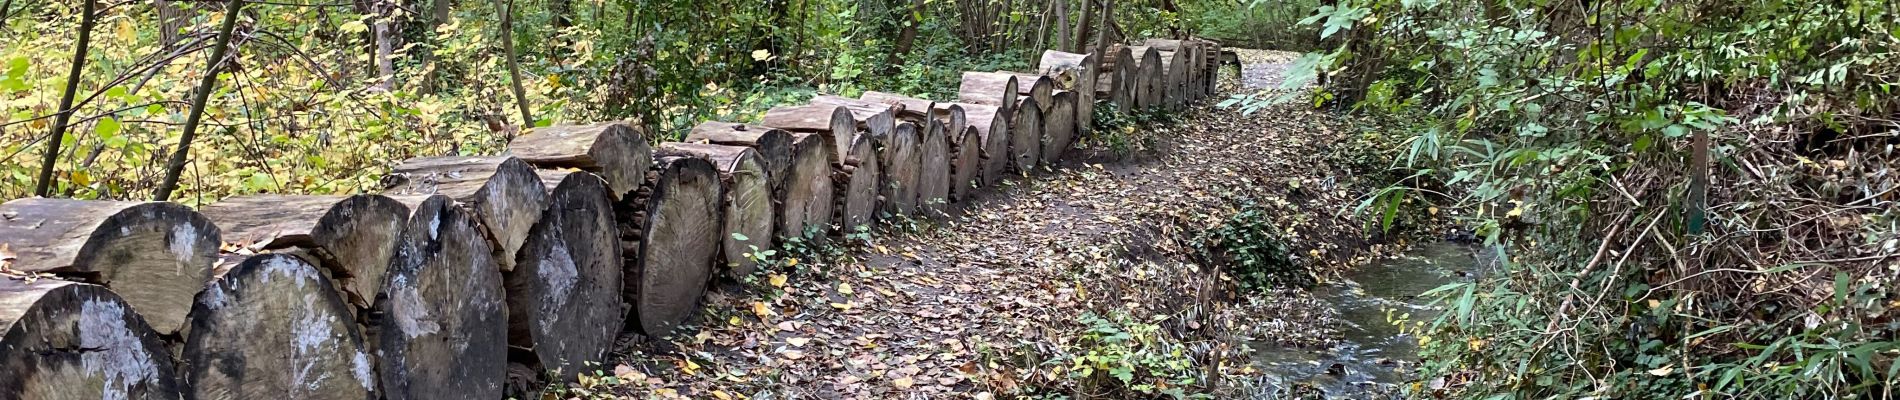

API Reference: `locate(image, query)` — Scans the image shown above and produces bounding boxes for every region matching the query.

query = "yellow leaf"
[837,283,853,295]
[829,302,853,311]
[680,358,702,375]
[728,316,742,326]
[787,258,799,267]
[768,274,788,287]
[892,376,914,388]
[1648,366,1674,376]
[751,49,772,61]
[752,301,773,317]
[712,390,734,400]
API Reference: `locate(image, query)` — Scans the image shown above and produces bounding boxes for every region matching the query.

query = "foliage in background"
[1185,0,1321,51]
[1233,0,1900,397]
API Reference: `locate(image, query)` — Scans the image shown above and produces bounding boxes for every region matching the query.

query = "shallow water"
[1248,243,1479,398]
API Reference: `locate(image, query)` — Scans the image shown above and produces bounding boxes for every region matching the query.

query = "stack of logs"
[0,38,1223,400]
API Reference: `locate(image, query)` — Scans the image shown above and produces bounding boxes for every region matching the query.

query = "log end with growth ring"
[506,172,625,380]
[0,279,182,400]
[0,198,220,337]
[657,143,775,278]
[183,253,377,400]
[376,195,506,400]
[629,156,724,336]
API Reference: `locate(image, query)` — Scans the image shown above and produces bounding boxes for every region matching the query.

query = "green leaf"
[730,232,749,241]
[94,117,121,138]
[5,57,25,79]
[1381,190,1402,232]
[105,86,128,100]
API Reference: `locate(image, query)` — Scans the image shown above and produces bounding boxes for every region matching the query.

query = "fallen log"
[0,279,182,399]
[1128,46,1163,111]
[383,156,548,272]
[1043,90,1078,162]
[1040,50,1097,135]
[200,194,407,312]
[687,123,793,193]
[1010,96,1045,174]
[948,126,982,203]
[1157,50,1188,110]
[957,72,1019,116]
[626,156,723,336]
[1001,72,1055,115]
[183,253,377,399]
[0,198,219,337]
[834,133,881,233]
[915,119,952,216]
[779,132,837,239]
[1099,45,1136,113]
[1145,39,1196,102]
[377,195,507,400]
[656,143,774,277]
[506,172,624,381]
[958,103,1012,186]
[810,95,898,141]
[878,122,923,217]
[507,121,652,198]
[762,104,858,164]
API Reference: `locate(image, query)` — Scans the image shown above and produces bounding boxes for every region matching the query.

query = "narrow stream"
[1248,243,1481,398]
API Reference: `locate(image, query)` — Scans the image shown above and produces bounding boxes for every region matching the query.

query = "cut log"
[1099,45,1136,113]
[858,91,934,122]
[656,143,774,277]
[779,133,837,240]
[183,253,377,399]
[1040,50,1097,135]
[0,279,182,399]
[1010,96,1045,174]
[200,194,407,311]
[762,105,858,164]
[687,122,794,192]
[506,172,623,380]
[948,126,982,202]
[627,156,723,336]
[933,103,969,142]
[915,119,952,216]
[1043,90,1078,162]
[957,72,1019,116]
[878,122,923,217]
[809,95,898,141]
[1197,38,1223,97]
[1157,50,1187,110]
[383,156,548,272]
[1128,46,1163,111]
[1144,39,1194,102]
[376,195,506,400]
[833,133,880,233]
[1001,72,1055,115]
[508,121,652,198]
[958,103,1012,186]
[0,198,219,336]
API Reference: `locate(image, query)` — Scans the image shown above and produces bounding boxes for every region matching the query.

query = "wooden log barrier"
[958,103,1012,186]
[0,198,220,337]
[377,195,507,400]
[762,104,859,164]
[1128,45,1163,111]
[626,156,723,336]
[957,72,1020,117]
[686,122,794,193]
[915,119,953,216]
[506,171,624,380]
[201,194,407,312]
[949,126,983,202]
[1002,72,1056,116]
[779,132,837,239]
[858,91,934,122]
[1010,96,1046,174]
[508,121,653,198]
[1043,90,1079,162]
[810,95,899,141]
[382,156,548,272]
[1156,49,1187,111]
[833,133,881,233]
[656,143,775,277]
[0,279,183,399]
[182,253,376,400]
[1040,50,1097,136]
[878,122,924,217]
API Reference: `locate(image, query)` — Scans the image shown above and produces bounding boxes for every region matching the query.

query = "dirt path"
[585,49,1391,399]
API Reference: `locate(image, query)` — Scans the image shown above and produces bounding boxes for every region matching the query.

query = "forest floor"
[578,49,1416,399]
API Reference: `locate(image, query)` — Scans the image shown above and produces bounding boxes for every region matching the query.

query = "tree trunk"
[1054,0,1071,53]
[686,122,795,192]
[35,0,99,197]
[505,171,624,381]
[958,72,1020,117]
[154,0,243,201]
[877,122,923,217]
[656,143,774,277]
[625,156,723,336]
[0,199,220,337]
[1074,0,1095,53]
[373,0,397,91]
[376,195,508,400]
[508,121,654,199]
[780,132,838,240]
[183,254,377,400]
[200,194,409,311]
[421,0,454,93]
[0,280,182,399]
[887,0,924,67]
[1042,90,1077,161]
[957,103,1011,186]
[498,0,533,126]
[1009,96,1045,174]
[382,156,550,272]
[155,0,189,46]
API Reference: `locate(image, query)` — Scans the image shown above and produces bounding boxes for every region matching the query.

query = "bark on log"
[0,279,182,400]
[762,104,860,165]
[656,143,774,277]
[383,156,548,273]
[933,103,969,142]
[1010,96,1045,174]
[1040,50,1097,135]
[915,119,952,216]
[508,121,652,199]
[627,156,723,336]
[833,134,880,233]
[858,91,934,122]
[949,126,982,202]
[779,133,837,240]
[376,195,507,400]
[958,103,1012,186]
[957,72,1019,116]
[183,253,376,400]
[200,194,407,311]
[1043,90,1078,162]
[809,95,898,141]
[505,172,623,380]
[686,122,793,194]
[1001,72,1055,115]
[877,122,923,217]
[0,198,219,336]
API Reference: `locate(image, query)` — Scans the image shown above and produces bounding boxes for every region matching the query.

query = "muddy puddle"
[1246,243,1483,398]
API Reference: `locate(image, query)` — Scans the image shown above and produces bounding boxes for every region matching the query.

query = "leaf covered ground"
[560,49,1419,399]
